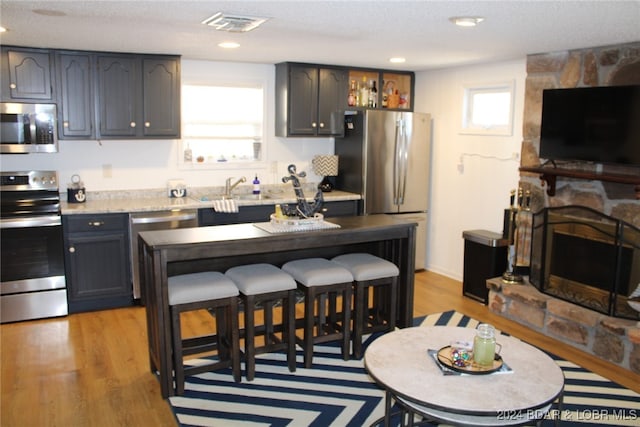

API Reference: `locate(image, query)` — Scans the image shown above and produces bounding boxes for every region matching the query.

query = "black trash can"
[462,230,508,304]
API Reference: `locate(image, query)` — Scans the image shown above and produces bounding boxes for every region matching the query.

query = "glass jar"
[473,323,496,367]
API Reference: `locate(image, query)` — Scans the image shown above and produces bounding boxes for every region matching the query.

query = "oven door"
[0,215,67,323]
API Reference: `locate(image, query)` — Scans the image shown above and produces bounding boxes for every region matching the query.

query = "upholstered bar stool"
[282,258,354,368]
[168,271,241,395]
[225,263,297,381]
[332,253,399,359]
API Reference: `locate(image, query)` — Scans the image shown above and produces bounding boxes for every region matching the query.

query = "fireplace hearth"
[530,206,640,320]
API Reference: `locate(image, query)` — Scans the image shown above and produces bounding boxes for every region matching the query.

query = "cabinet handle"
[88,221,104,227]
[63,121,69,128]
[311,122,317,128]
[130,122,136,128]
[69,246,75,253]
[144,121,150,128]
[9,83,16,89]
[319,122,325,128]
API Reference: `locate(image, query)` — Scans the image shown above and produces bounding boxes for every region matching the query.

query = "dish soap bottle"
[252,174,261,194]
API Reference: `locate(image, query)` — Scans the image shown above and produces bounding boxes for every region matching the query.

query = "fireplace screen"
[530,206,640,320]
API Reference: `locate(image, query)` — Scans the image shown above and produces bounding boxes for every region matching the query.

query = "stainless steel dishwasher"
[129,209,198,301]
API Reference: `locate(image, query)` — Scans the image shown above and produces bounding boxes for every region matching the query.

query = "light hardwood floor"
[2,271,638,426]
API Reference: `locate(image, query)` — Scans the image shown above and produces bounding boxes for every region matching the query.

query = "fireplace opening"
[530,206,640,320]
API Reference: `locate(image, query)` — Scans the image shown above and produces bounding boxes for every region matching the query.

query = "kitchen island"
[139,214,416,398]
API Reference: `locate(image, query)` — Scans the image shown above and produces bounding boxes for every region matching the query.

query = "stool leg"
[341,284,352,361]
[229,299,241,383]
[389,277,398,331]
[264,300,274,344]
[353,281,366,359]
[286,289,297,372]
[303,287,316,368]
[171,307,185,395]
[244,294,256,381]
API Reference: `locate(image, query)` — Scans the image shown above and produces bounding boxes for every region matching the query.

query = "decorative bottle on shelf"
[347,80,356,107]
[381,80,388,108]
[360,76,369,107]
[369,80,377,108]
[252,174,261,194]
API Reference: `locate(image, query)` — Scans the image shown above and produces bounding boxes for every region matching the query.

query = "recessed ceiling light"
[389,57,406,64]
[218,42,240,49]
[0,27,7,33]
[449,16,484,27]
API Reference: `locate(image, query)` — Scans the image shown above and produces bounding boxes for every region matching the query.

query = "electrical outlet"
[512,152,520,160]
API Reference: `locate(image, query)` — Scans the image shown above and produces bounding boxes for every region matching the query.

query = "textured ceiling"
[1,1,639,71]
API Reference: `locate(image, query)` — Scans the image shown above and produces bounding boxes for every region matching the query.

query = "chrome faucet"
[225,176,246,197]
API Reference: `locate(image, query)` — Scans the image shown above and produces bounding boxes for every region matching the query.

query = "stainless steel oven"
[0,171,67,323]
[1,103,58,153]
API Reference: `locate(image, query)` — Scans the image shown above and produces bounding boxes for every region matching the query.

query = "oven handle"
[0,215,61,229]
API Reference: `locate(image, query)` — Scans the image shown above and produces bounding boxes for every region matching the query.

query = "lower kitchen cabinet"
[198,200,359,226]
[63,213,132,313]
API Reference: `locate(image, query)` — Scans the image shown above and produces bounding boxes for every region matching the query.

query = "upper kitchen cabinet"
[96,54,180,138]
[275,62,348,137]
[56,52,95,139]
[1,46,54,101]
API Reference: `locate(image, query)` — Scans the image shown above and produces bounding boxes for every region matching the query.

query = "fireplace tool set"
[502,188,531,284]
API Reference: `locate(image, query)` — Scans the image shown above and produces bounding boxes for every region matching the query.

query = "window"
[461,81,514,136]
[181,84,264,167]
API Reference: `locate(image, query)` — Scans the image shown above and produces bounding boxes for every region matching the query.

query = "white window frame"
[460,81,515,136]
[179,80,267,170]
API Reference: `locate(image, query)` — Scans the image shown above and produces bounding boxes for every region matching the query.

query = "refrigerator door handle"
[398,118,409,205]
[393,119,402,205]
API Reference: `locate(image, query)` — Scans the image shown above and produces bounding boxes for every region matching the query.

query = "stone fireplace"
[488,41,640,373]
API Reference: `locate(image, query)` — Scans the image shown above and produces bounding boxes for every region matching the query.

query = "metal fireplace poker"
[502,188,531,284]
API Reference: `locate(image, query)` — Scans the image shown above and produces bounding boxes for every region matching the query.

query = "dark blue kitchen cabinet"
[198,200,359,226]
[275,63,348,137]
[63,213,132,313]
[96,54,180,138]
[56,51,95,139]
[1,46,54,101]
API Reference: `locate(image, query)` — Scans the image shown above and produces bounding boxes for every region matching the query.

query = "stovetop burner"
[1,171,60,219]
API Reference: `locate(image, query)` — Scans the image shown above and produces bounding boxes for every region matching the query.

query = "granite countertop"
[60,185,360,215]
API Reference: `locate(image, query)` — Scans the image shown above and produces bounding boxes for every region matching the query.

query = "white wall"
[414,59,526,280]
[0,59,334,191]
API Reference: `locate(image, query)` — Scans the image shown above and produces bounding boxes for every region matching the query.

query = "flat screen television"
[539,85,640,167]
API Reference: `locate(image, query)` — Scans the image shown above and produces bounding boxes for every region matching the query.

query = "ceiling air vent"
[202,12,269,32]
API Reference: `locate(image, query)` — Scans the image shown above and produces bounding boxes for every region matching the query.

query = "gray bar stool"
[282,258,354,368]
[332,253,399,359]
[225,263,297,381]
[168,271,241,395]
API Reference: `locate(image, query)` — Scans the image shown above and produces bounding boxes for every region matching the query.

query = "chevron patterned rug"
[168,311,639,426]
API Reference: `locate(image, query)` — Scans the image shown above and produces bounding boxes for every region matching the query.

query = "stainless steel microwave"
[1,103,58,154]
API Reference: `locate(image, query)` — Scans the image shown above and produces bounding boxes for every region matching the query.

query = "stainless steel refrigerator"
[335,110,431,269]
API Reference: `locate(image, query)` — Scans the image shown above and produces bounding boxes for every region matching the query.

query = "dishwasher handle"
[130,212,197,225]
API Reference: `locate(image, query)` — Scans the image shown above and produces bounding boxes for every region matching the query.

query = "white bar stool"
[225,263,297,381]
[282,258,354,368]
[168,271,241,395]
[332,253,399,359]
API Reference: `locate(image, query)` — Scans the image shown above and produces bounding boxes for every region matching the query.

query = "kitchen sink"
[194,193,279,202]
[235,194,275,200]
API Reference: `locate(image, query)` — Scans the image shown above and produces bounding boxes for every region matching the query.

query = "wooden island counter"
[138,214,416,397]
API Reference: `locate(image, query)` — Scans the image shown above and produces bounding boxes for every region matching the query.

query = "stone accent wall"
[519,41,640,238]
[491,42,640,373]
[487,278,640,374]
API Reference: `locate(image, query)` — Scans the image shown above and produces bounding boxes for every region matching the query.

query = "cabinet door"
[287,66,319,136]
[2,47,53,100]
[96,55,140,137]
[318,68,348,136]
[65,232,131,312]
[56,52,94,138]
[142,58,180,137]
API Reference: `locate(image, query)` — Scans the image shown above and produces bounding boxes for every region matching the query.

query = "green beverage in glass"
[473,323,496,367]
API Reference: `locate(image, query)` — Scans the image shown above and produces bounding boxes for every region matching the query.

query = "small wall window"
[460,81,514,136]
[181,84,264,167]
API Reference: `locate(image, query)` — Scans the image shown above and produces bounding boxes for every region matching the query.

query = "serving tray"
[436,345,504,375]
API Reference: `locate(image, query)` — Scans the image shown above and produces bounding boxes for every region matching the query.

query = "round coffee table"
[364,326,565,426]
